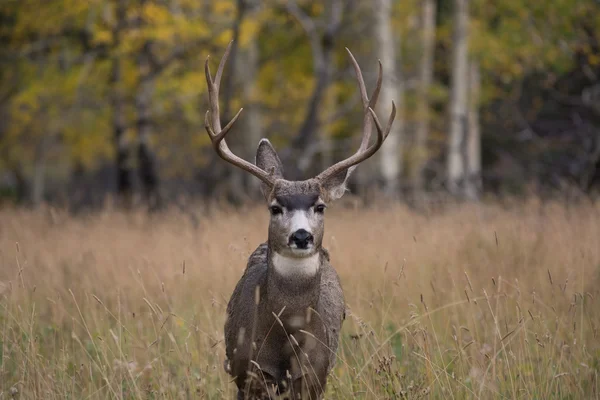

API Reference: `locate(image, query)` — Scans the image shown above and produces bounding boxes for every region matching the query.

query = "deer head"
[204,41,395,262]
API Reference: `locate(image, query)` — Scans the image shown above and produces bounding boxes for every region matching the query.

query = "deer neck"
[266,247,322,312]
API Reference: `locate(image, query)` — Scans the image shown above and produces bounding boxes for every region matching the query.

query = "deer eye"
[270,205,283,215]
[314,204,326,214]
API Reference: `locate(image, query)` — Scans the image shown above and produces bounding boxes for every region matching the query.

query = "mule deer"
[205,41,395,399]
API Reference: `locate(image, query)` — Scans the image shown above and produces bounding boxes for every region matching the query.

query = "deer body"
[224,242,344,398]
[204,42,396,399]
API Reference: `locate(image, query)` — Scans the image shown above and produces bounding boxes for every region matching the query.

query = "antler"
[204,41,277,187]
[316,48,396,183]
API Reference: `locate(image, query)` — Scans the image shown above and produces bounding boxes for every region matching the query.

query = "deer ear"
[320,169,351,201]
[256,139,283,198]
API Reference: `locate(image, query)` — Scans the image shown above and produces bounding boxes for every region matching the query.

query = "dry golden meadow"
[1,200,599,399]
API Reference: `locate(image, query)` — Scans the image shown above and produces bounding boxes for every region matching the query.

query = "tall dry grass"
[0,200,599,399]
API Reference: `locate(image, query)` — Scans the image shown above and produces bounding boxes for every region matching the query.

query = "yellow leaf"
[93,29,112,45]
[215,29,233,47]
[142,3,169,24]
[239,19,260,47]
[213,1,235,16]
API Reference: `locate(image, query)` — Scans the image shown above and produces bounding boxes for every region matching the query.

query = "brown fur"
[223,140,347,399]
[206,44,396,399]
[224,244,345,399]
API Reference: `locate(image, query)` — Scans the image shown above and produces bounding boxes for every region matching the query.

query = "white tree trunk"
[413,0,436,193]
[447,0,469,196]
[465,60,481,199]
[374,0,403,196]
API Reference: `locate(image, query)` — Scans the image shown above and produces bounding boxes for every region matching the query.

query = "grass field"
[1,200,599,399]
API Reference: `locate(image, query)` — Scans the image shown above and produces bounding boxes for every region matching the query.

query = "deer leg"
[291,375,326,400]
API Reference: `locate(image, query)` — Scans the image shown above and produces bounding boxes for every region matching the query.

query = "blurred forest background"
[1,0,600,210]
[2,2,600,398]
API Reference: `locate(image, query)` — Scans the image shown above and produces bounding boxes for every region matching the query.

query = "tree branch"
[286,0,324,71]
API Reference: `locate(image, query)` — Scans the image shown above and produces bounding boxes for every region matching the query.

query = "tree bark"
[223,0,252,203]
[134,0,161,209]
[111,0,132,207]
[12,166,28,204]
[222,0,244,124]
[465,60,481,200]
[135,41,161,209]
[412,0,436,193]
[319,90,335,174]
[374,0,403,197]
[237,8,263,197]
[283,0,342,179]
[447,0,469,196]
[31,136,50,206]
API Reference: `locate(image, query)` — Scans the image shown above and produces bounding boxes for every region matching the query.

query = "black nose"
[290,229,314,249]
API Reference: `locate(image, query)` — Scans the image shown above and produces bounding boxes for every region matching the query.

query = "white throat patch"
[272,252,320,277]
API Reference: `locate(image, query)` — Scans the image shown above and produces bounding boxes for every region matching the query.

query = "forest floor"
[1,200,599,399]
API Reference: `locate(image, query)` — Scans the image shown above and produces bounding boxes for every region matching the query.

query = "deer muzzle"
[289,229,314,250]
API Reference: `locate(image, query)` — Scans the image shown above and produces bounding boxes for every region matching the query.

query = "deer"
[204,41,396,399]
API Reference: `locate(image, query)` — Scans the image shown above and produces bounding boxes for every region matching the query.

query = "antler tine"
[205,40,234,134]
[317,103,395,182]
[370,60,383,110]
[352,56,383,174]
[346,48,383,110]
[345,49,382,159]
[369,102,396,143]
[316,50,394,183]
[214,40,232,91]
[204,41,276,186]
[345,48,369,107]
[203,108,244,149]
